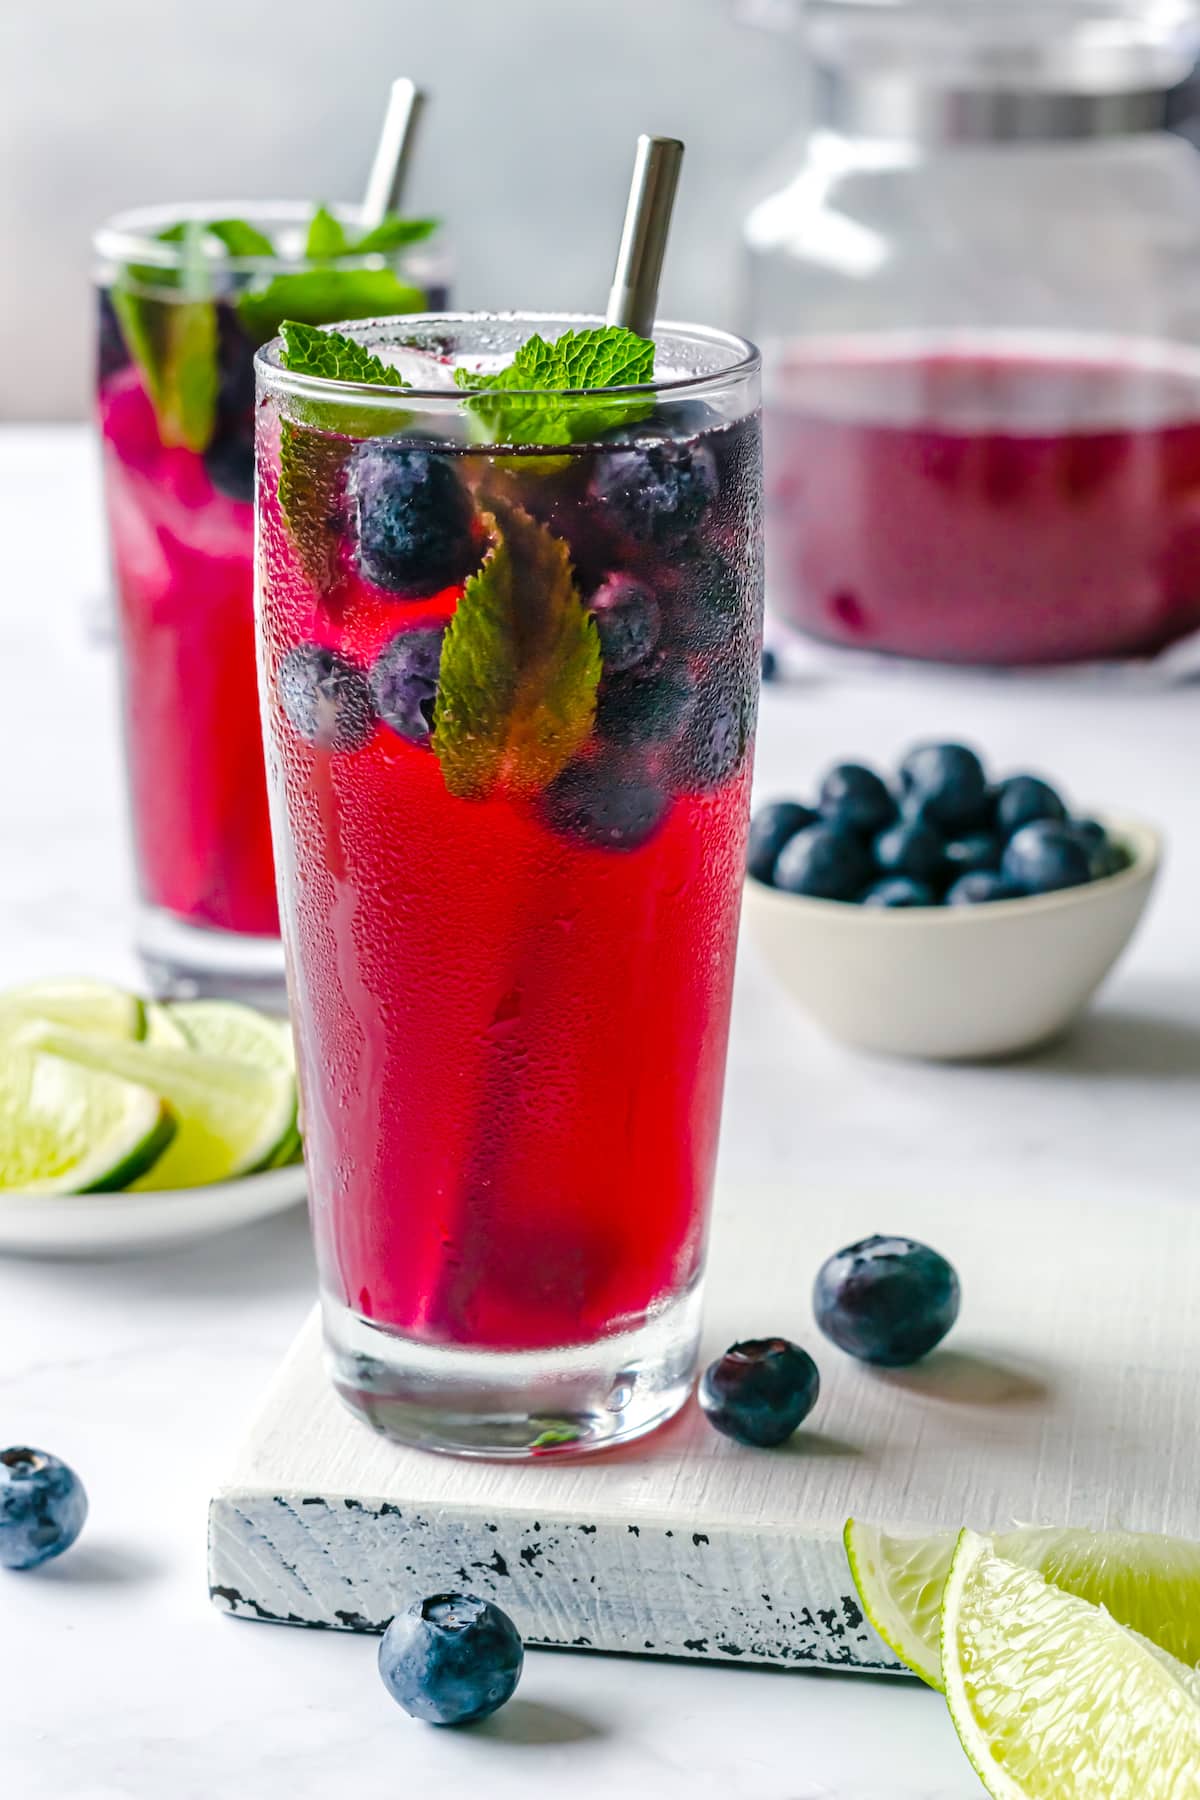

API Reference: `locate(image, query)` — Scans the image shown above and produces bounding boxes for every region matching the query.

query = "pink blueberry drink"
[766,334,1200,665]
[94,202,447,1000]
[254,314,764,1455]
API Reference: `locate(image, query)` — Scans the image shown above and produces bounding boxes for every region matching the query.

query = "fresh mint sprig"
[454,325,655,448]
[110,219,218,453]
[432,504,601,799]
[278,320,408,385]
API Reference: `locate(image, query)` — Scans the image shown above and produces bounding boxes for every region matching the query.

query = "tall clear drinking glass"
[255,314,763,1455]
[94,203,448,1004]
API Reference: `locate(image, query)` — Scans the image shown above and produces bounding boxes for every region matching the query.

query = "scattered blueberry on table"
[813,1236,961,1367]
[0,1447,87,1570]
[379,1592,525,1726]
[749,742,1130,905]
[698,1338,820,1447]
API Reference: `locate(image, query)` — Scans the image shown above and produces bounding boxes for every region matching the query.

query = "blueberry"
[1070,818,1128,879]
[203,425,255,504]
[349,444,477,596]
[813,1236,960,1367]
[369,625,446,747]
[596,661,697,750]
[942,832,1002,879]
[761,647,779,683]
[277,644,375,750]
[872,820,945,887]
[0,1447,87,1570]
[542,754,670,850]
[97,289,130,383]
[1001,821,1092,895]
[994,774,1067,838]
[674,546,742,653]
[774,825,872,901]
[819,763,895,836]
[203,305,258,501]
[945,871,1019,905]
[698,1338,820,1448]
[588,574,661,673]
[590,440,718,546]
[899,743,989,832]
[747,801,818,884]
[378,1592,524,1726]
[673,680,754,794]
[862,877,936,908]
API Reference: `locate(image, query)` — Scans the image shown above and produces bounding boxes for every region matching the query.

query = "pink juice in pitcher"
[765,335,1200,666]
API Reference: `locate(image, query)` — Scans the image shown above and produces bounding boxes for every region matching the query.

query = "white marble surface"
[2,425,1198,1797]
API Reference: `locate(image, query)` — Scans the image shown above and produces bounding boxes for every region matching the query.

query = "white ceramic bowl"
[742,812,1162,1060]
[0,1164,307,1258]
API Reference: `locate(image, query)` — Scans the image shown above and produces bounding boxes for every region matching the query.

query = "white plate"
[0,1163,308,1258]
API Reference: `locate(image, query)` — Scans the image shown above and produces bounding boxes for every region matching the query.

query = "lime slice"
[0,1047,174,1194]
[168,1002,301,1166]
[941,1529,1200,1800]
[0,978,145,1043]
[846,1519,1200,1690]
[167,1000,293,1070]
[143,1003,189,1049]
[25,1027,296,1189]
[844,1520,955,1687]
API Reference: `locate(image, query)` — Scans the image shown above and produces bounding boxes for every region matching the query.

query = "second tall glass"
[94,202,447,1002]
[255,313,763,1454]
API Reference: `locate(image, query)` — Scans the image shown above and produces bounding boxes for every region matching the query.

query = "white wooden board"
[208,1180,1200,1671]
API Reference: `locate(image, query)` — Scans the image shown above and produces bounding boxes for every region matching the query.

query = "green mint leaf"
[350,215,438,254]
[305,204,350,261]
[432,504,601,800]
[237,268,426,345]
[455,326,655,447]
[277,421,349,592]
[206,218,276,257]
[111,220,218,452]
[530,1424,583,1449]
[278,320,408,385]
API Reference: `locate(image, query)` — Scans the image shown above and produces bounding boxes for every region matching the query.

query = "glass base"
[136,906,288,1013]
[322,1281,704,1459]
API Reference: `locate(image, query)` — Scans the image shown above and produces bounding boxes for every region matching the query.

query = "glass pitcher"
[741,0,1200,666]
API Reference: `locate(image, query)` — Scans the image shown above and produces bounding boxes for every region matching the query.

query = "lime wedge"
[941,1529,1200,1800]
[846,1519,1200,1690]
[167,1000,293,1070]
[0,1047,174,1193]
[844,1520,955,1687]
[25,1027,296,1189]
[167,1002,301,1166]
[0,978,145,1043]
[143,1003,189,1049]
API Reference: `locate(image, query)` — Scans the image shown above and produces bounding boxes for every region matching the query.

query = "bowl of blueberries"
[743,741,1161,1060]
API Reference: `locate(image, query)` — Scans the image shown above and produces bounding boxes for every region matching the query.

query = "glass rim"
[92,199,437,274]
[255,311,762,408]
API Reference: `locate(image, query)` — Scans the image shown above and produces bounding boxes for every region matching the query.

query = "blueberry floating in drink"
[590,438,718,545]
[814,1236,960,1366]
[587,574,661,673]
[277,644,376,751]
[0,1447,87,1570]
[378,1593,524,1725]
[699,1338,820,1447]
[349,444,478,597]
[370,624,447,747]
[749,742,1131,905]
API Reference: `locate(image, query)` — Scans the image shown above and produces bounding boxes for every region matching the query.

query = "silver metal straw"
[605,135,685,337]
[360,79,427,229]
